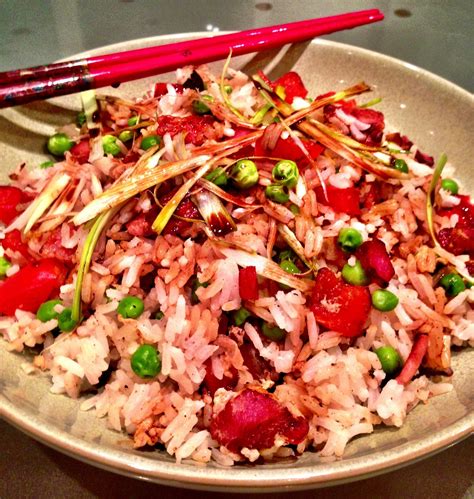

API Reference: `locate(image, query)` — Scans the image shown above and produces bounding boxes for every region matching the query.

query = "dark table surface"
[0,1,473,497]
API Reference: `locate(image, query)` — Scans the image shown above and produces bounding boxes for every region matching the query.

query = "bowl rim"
[1,34,473,491]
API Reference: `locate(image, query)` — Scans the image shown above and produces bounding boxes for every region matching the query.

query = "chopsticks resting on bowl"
[0,9,383,109]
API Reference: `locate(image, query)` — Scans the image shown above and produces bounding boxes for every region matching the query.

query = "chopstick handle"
[0,10,383,108]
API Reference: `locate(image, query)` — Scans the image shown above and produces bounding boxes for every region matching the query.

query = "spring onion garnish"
[10,173,72,234]
[193,190,237,236]
[426,153,448,247]
[71,205,122,323]
[198,178,260,209]
[359,97,383,108]
[151,160,214,234]
[220,51,249,123]
[250,103,273,125]
[277,224,316,271]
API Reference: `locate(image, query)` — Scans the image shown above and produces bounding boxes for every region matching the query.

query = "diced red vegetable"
[202,359,238,396]
[239,342,278,382]
[438,195,474,230]
[355,239,395,284]
[351,108,385,146]
[239,266,258,301]
[254,135,323,165]
[309,267,371,337]
[153,82,184,98]
[126,207,159,237]
[414,149,434,167]
[315,185,361,216]
[210,387,309,452]
[0,258,66,315]
[438,227,474,257]
[1,229,30,259]
[156,115,215,145]
[363,183,382,210]
[385,132,413,150]
[395,334,429,385]
[0,186,23,225]
[70,139,91,164]
[272,71,308,104]
[158,193,200,237]
[39,227,76,264]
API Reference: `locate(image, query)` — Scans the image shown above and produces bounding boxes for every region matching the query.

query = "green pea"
[36,299,62,322]
[102,135,121,156]
[441,178,459,195]
[280,259,300,274]
[232,307,251,326]
[231,159,259,189]
[439,273,466,297]
[117,296,145,319]
[47,133,73,156]
[279,249,296,263]
[191,279,210,304]
[76,111,86,127]
[141,135,162,151]
[127,116,139,127]
[192,99,211,115]
[371,289,399,311]
[337,228,363,253]
[265,184,289,204]
[272,160,299,189]
[392,158,409,173]
[0,256,12,277]
[131,344,161,378]
[118,130,133,143]
[57,307,77,332]
[205,167,228,187]
[341,260,369,286]
[154,310,164,320]
[39,160,55,169]
[375,345,401,376]
[224,85,233,94]
[262,323,286,342]
[289,204,300,215]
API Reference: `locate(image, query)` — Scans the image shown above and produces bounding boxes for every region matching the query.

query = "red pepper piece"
[414,149,434,167]
[396,334,429,385]
[156,115,215,146]
[158,191,200,236]
[70,139,91,164]
[309,267,371,338]
[0,258,66,315]
[153,82,184,98]
[210,387,309,452]
[355,239,395,284]
[2,229,30,259]
[315,185,361,216]
[438,227,474,257]
[202,359,238,397]
[272,71,308,104]
[0,186,23,225]
[239,266,258,301]
[438,195,474,230]
[254,135,323,165]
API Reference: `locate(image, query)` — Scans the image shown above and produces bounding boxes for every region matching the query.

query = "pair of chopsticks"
[0,9,383,109]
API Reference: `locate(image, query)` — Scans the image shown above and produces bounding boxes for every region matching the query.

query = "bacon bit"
[156,115,216,145]
[1,229,31,260]
[40,227,76,264]
[414,149,434,167]
[272,71,308,104]
[315,185,361,216]
[0,258,66,315]
[309,267,371,338]
[210,387,309,453]
[0,186,23,224]
[363,183,382,209]
[239,266,259,301]
[153,82,184,98]
[126,207,159,237]
[355,239,395,284]
[239,342,278,382]
[385,132,413,150]
[202,359,238,396]
[70,139,91,164]
[396,334,429,384]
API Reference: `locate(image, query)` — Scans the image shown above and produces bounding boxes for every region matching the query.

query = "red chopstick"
[0,10,383,109]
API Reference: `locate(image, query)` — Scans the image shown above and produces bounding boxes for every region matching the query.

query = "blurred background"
[0,0,472,91]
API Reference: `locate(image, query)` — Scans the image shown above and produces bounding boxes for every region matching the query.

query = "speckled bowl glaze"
[0,35,472,492]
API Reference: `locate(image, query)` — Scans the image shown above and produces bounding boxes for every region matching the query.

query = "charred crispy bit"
[210,387,309,453]
[415,245,437,274]
[133,415,164,448]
